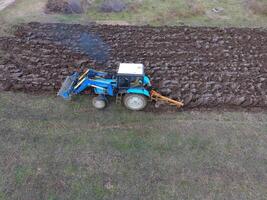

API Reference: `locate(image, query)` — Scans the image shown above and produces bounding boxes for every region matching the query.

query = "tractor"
[58,63,183,111]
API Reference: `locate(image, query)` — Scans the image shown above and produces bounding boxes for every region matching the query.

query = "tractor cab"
[116,63,150,90]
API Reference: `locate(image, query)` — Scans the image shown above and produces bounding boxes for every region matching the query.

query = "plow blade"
[57,72,79,100]
[150,90,184,108]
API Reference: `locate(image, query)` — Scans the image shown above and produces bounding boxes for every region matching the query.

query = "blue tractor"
[58,63,183,111]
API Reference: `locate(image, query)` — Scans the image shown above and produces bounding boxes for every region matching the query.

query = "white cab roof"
[117,63,144,75]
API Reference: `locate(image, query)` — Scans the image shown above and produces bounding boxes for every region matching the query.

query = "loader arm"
[58,69,113,100]
[73,77,116,96]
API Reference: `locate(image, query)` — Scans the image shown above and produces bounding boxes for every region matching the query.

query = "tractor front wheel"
[123,94,147,111]
[92,97,106,109]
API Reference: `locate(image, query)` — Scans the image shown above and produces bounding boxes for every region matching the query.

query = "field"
[1,92,267,199]
[1,0,267,199]
[1,23,266,109]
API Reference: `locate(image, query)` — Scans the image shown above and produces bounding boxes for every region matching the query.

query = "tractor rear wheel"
[92,97,106,109]
[123,94,147,111]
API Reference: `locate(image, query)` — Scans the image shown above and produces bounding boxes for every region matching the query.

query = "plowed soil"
[0,22,267,109]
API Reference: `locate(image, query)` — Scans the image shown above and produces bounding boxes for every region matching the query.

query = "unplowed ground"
[1,92,267,199]
[0,22,266,109]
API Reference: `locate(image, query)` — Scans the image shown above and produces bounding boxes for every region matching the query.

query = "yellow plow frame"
[150,90,184,108]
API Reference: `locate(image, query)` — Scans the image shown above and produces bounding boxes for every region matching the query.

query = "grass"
[1,0,267,36]
[0,0,89,35]
[0,91,267,199]
[87,0,267,27]
[87,0,206,26]
[247,0,267,15]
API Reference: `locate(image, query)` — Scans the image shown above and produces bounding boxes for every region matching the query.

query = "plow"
[58,63,183,111]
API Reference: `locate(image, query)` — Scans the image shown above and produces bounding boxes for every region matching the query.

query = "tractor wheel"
[92,97,106,109]
[123,94,147,111]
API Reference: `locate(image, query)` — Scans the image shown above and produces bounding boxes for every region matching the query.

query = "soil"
[45,0,87,14]
[0,22,266,109]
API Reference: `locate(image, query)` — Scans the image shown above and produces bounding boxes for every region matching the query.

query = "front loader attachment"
[57,72,79,100]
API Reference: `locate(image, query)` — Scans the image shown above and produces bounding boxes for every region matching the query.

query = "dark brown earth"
[45,0,89,14]
[0,22,267,109]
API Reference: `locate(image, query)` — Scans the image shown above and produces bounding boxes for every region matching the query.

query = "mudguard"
[126,88,150,97]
